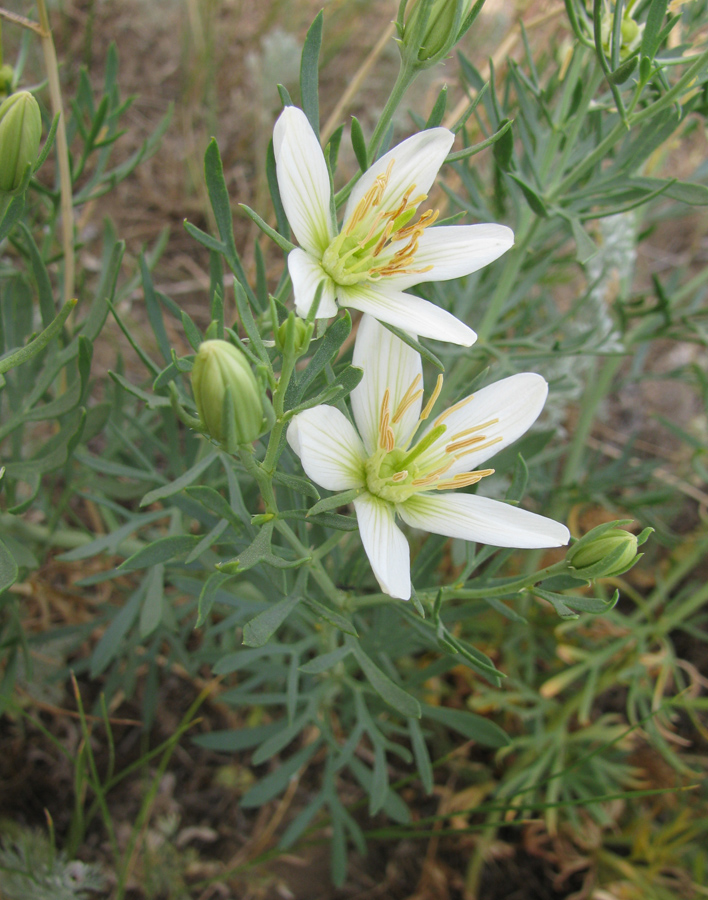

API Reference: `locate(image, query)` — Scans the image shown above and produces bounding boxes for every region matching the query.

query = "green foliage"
[1,0,707,891]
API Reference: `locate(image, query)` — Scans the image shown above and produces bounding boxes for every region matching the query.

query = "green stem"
[35,0,74,306]
[275,519,347,608]
[349,560,570,609]
[367,57,418,163]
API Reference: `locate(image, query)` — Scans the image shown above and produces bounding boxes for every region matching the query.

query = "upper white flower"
[273,106,514,346]
[287,315,570,600]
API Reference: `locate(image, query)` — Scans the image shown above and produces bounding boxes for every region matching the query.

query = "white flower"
[287,315,570,600]
[273,106,514,346]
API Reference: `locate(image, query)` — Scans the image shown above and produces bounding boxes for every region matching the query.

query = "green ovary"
[321,234,379,286]
[364,449,420,504]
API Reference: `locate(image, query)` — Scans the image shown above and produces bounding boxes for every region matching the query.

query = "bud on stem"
[191,340,266,447]
[0,91,42,195]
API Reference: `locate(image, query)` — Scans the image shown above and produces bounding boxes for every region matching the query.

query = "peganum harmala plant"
[31,0,708,884]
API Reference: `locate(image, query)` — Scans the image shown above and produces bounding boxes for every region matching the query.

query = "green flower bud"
[402,0,474,65]
[191,340,264,446]
[0,91,42,195]
[276,314,312,357]
[569,526,640,578]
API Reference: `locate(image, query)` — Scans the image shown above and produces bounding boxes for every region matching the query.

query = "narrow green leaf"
[349,640,421,718]
[140,453,218,507]
[326,123,344,171]
[272,470,321,500]
[299,644,351,674]
[89,586,143,677]
[610,55,638,84]
[350,116,368,171]
[19,223,55,328]
[243,592,303,648]
[570,216,598,264]
[0,538,19,594]
[186,485,244,528]
[423,704,510,747]
[641,0,669,60]
[139,564,164,637]
[252,708,312,764]
[279,794,326,850]
[303,598,358,636]
[141,255,172,364]
[181,311,202,351]
[425,85,448,129]
[108,371,171,409]
[505,454,529,504]
[408,717,433,795]
[203,139,257,305]
[240,741,320,808]
[300,11,324,136]
[230,282,270,364]
[492,117,514,170]
[508,172,548,216]
[118,535,201,571]
[183,220,226,255]
[0,299,77,375]
[381,322,444,370]
[239,203,296,253]
[196,571,234,627]
[308,488,362,517]
[192,722,283,752]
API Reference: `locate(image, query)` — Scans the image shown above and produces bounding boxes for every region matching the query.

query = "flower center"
[320,159,439,286]
[364,374,501,504]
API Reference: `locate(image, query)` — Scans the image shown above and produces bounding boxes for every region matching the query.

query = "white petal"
[351,314,423,455]
[383,224,515,291]
[343,128,454,229]
[419,373,548,476]
[339,283,476,347]
[353,493,411,600]
[287,406,366,491]
[288,248,338,319]
[399,493,570,548]
[274,107,335,257]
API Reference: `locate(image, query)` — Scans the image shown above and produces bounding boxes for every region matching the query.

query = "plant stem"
[367,56,418,162]
[35,0,74,307]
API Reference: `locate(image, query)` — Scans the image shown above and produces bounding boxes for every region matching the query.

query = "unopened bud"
[277,314,312,357]
[402,0,474,65]
[191,340,264,446]
[0,91,41,195]
[568,523,650,579]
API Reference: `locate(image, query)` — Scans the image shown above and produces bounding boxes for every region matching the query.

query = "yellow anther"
[392,470,409,482]
[345,160,394,235]
[420,373,444,421]
[392,374,423,424]
[434,394,475,426]
[435,468,495,490]
[445,434,488,455]
[447,418,499,443]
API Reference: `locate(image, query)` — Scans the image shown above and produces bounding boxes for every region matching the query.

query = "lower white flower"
[287,315,570,600]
